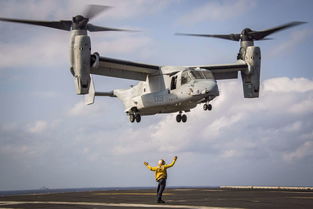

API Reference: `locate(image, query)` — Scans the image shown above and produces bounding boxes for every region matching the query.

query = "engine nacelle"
[241,46,261,98]
[73,35,91,95]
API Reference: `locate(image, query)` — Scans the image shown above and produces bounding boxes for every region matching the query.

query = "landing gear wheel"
[181,114,187,123]
[135,114,141,123]
[176,114,182,123]
[203,103,212,111]
[129,114,135,123]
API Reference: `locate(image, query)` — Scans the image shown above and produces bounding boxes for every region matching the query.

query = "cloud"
[0,33,68,69]
[111,77,313,160]
[0,0,166,70]
[98,0,171,20]
[268,29,313,57]
[68,101,97,116]
[0,0,67,20]
[263,77,313,93]
[0,0,172,23]
[178,0,256,25]
[92,34,154,58]
[0,0,312,190]
[1,76,313,189]
[27,120,48,134]
[283,141,313,162]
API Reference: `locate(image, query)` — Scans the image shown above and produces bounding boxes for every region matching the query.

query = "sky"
[0,0,312,191]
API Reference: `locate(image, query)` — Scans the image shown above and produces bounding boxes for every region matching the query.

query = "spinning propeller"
[176,21,306,42]
[0,4,134,32]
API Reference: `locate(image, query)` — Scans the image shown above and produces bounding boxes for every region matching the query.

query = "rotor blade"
[175,33,241,41]
[0,17,72,31]
[250,21,306,40]
[83,4,111,20]
[257,37,273,41]
[87,24,138,32]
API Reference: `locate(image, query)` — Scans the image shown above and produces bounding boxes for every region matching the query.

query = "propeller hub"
[72,15,89,30]
[241,28,252,35]
[240,28,254,41]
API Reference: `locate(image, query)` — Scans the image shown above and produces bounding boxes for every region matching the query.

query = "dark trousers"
[157,178,166,201]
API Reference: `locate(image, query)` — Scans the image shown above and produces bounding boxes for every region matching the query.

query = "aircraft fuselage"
[114,67,219,116]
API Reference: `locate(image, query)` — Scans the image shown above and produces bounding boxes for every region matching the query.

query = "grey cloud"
[178,0,256,25]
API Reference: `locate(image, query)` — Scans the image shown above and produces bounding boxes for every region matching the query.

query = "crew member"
[144,156,177,203]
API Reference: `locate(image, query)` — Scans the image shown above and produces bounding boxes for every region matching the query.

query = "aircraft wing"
[189,62,249,80]
[90,56,161,81]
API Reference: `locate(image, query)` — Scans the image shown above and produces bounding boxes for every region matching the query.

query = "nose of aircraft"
[192,80,218,95]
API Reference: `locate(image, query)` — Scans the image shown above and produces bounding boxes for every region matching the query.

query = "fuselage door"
[170,75,177,90]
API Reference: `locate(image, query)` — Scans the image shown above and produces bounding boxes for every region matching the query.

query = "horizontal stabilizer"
[95,91,116,97]
[85,76,116,105]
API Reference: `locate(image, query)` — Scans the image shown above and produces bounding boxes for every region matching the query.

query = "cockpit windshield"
[190,71,205,79]
[202,71,214,79]
[181,69,214,85]
[190,70,214,80]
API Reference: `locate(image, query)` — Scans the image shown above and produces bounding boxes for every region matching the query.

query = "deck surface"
[1,188,313,209]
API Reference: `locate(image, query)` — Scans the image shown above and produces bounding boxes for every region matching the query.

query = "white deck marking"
[0,201,244,209]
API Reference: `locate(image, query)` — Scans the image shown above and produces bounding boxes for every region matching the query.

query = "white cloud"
[289,98,313,114]
[27,120,48,134]
[0,33,68,69]
[0,0,172,23]
[68,100,105,116]
[0,0,312,190]
[82,0,172,20]
[263,77,313,93]
[110,77,313,159]
[283,141,313,162]
[221,149,241,158]
[92,34,153,58]
[202,113,245,138]
[268,29,313,57]
[178,0,256,25]
[282,121,302,133]
[0,0,67,20]
[1,77,313,189]
[0,0,166,70]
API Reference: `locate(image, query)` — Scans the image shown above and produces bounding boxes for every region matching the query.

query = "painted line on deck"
[0,201,244,209]
[94,192,173,196]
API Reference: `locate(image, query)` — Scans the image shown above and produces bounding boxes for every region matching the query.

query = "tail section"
[85,76,116,105]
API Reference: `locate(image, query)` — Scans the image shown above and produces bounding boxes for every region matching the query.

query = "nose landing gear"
[129,112,141,123]
[203,103,212,111]
[176,112,187,123]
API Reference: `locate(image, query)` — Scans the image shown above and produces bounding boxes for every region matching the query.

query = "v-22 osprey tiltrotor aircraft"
[0,5,305,123]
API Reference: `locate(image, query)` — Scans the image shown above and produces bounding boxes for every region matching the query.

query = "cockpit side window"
[181,71,191,85]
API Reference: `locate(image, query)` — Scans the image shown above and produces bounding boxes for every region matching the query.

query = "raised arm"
[164,156,177,168]
[144,162,157,171]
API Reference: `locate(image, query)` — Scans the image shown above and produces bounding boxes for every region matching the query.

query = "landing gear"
[129,113,141,123]
[176,112,187,123]
[181,114,187,123]
[129,114,135,123]
[135,114,141,123]
[203,103,212,111]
